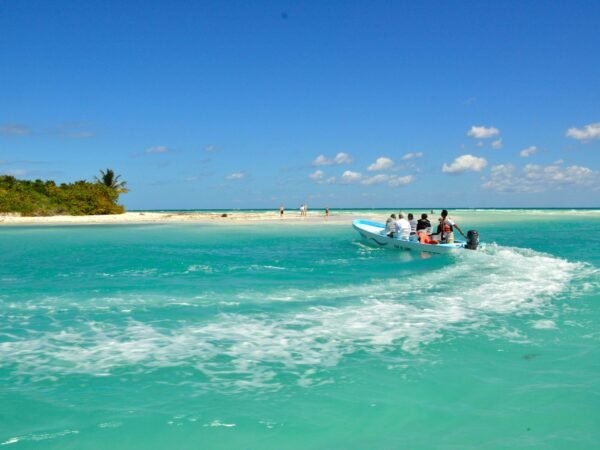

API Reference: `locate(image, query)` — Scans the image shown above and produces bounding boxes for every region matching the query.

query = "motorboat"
[352,219,479,254]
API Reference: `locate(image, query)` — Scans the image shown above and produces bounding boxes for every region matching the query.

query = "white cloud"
[491,139,503,150]
[367,157,394,171]
[341,170,362,183]
[312,152,352,166]
[442,154,488,174]
[312,155,330,166]
[388,175,414,186]
[519,145,538,158]
[361,174,388,185]
[334,152,352,164]
[566,122,600,142]
[145,146,169,154]
[482,163,598,193]
[476,141,484,148]
[225,172,245,180]
[467,125,500,139]
[309,169,324,180]
[401,152,423,160]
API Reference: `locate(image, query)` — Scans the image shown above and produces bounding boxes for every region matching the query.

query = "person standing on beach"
[325,207,329,218]
[300,204,305,216]
[279,205,284,218]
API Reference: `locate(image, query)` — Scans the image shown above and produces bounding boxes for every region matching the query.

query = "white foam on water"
[185,264,215,274]
[0,245,596,391]
[203,420,236,428]
[531,319,557,329]
[1,430,79,445]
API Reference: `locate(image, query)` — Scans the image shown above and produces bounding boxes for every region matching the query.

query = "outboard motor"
[465,230,479,250]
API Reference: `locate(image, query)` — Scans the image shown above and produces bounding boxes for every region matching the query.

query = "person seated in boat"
[407,213,418,241]
[416,213,432,234]
[385,214,397,237]
[439,209,466,244]
[395,212,411,240]
[418,230,438,245]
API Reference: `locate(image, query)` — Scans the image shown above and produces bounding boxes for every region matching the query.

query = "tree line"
[0,169,128,216]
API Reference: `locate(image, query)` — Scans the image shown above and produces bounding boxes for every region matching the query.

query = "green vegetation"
[0,170,127,216]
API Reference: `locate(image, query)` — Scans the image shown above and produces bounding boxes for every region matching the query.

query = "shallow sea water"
[1,210,599,449]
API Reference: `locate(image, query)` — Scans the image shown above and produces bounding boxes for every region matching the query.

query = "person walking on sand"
[279,205,284,218]
[299,204,305,216]
[325,207,329,218]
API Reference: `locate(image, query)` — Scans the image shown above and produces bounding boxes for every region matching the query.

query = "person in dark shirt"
[416,213,431,233]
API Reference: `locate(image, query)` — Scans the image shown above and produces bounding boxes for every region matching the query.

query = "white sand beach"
[0,211,383,226]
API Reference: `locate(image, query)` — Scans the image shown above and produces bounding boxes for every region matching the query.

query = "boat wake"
[0,244,597,392]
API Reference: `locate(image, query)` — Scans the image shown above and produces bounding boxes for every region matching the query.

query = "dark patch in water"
[522,353,539,360]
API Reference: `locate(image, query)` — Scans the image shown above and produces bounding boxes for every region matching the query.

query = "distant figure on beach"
[299,204,305,216]
[325,207,329,218]
[385,214,397,237]
[279,205,284,218]
[439,209,465,244]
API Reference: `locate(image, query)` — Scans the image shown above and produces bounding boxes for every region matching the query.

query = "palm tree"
[95,168,129,193]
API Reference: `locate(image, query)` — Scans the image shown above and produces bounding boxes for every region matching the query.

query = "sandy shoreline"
[0,211,381,226]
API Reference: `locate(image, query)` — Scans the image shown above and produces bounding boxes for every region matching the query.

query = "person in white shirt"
[407,213,418,241]
[385,214,397,237]
[395,212,411,240]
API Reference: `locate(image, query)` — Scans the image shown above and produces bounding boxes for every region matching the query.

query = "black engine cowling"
[465,230,479,250]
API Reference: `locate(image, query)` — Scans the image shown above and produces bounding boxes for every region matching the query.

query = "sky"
[1,0,599,209]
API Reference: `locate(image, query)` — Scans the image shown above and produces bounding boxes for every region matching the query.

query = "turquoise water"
[1,210,599,449]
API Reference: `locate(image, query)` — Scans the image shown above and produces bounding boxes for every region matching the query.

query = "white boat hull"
[352,219,466,254]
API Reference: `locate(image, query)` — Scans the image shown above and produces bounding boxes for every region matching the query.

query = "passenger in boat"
[385,214,397,237]
[440,209,465,244]
[408,213,418,241]
[418,231,438,245]
[395,212,411,240]
[416,213,432,234]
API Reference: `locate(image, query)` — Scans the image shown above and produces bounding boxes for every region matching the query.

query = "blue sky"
[1,0,599,209]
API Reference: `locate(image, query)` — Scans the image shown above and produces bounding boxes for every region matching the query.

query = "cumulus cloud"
[312,152,352,166]
[519,145,538,157]
[442,154,488,174]
[309,169,324,181]
[0,123,32,136]
[467,125,500,139]
[491,139,503,150]
[225,172,245,180]
[389,175,414,186]
[566,122,600,142]
[361,174,388,185]
[341,170,362,183]
[401,152,423,160]
[367,157,394,171]
[482,162,598,193]
[145,146,169,154]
